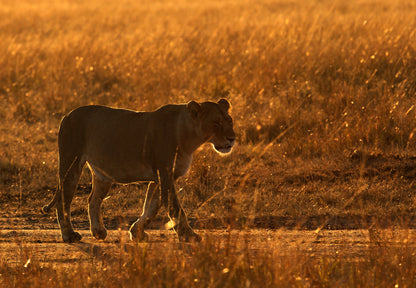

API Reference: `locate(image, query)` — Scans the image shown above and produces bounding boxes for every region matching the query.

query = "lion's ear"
[187,101,201,119]
[217,98,231,112]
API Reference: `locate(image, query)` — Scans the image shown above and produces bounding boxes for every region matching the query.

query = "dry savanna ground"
[1,0,416,286]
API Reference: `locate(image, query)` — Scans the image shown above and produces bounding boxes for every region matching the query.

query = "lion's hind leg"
[129,182,161,242]
[88,174,112,240]
[57,156,85,243]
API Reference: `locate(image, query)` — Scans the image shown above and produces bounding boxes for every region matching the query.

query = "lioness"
[43,99,235,243]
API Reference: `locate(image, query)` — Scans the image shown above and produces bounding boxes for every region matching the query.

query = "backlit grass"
[1,0,416,286]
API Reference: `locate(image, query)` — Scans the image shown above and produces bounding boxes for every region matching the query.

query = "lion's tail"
[42,186,60,214]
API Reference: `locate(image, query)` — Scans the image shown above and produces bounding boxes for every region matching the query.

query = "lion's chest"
[174,154,192,179]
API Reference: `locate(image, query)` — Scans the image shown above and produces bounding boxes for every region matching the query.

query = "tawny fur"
[43,99,235,243]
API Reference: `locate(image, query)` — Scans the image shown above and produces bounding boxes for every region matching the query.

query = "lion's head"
[187,99,236,154]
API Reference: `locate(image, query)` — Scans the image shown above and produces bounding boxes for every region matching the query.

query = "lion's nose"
[227,136,236,143]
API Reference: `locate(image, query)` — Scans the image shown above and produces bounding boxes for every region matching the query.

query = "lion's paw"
[178,230,202,242]
[92,228,107,240]
[63,231,82,243]
[129,230,149,242]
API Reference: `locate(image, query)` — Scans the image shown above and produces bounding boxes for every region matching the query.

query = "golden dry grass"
[1,0,416,221]
[1,0,416,286]
[2,228,416,287]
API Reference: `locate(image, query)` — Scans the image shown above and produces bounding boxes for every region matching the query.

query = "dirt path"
[3,228,415,268]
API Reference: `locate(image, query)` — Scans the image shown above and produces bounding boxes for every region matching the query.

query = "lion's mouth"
[214,145,233,154]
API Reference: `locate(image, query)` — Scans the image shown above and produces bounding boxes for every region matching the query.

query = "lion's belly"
[87,161,155,184]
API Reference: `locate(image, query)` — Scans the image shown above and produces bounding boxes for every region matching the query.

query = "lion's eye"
[214,120,222,127]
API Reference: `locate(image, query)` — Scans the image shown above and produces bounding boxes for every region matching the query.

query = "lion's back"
[57,104,188,168]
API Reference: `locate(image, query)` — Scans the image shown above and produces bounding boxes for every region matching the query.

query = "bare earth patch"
[2,227,416,268]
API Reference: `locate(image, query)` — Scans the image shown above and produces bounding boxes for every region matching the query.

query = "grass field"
[1,0,416,286]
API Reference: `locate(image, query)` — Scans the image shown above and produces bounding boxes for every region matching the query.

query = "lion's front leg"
[159,169,201,242]
[167,190,201,242]
[129,182,161,242]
